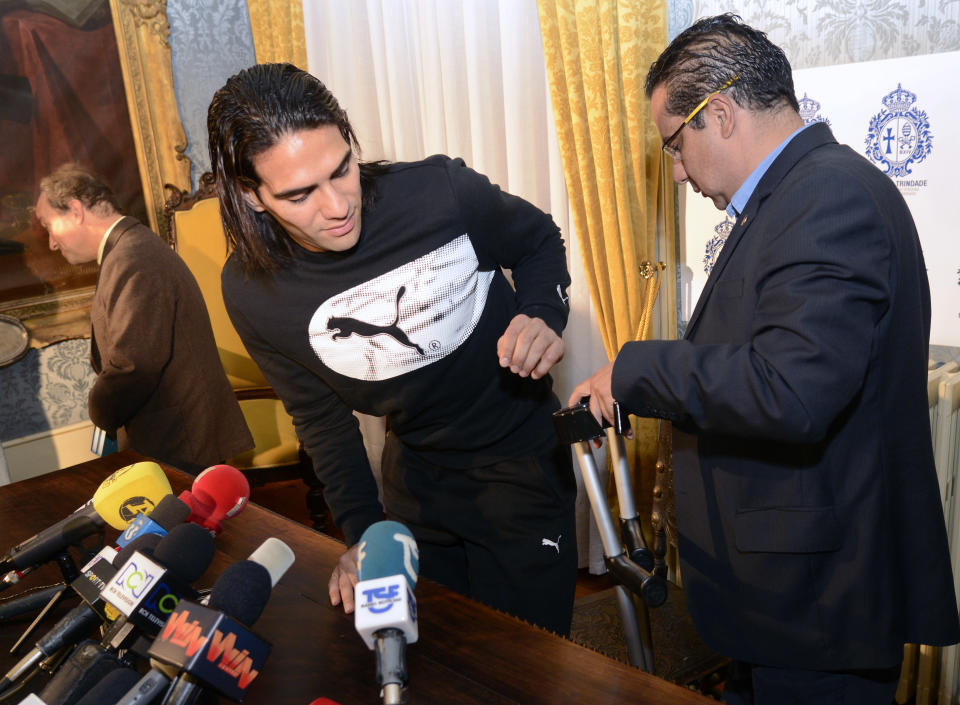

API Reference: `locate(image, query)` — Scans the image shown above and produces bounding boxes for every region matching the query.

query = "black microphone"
[77,522,213,686]
[145,539,294,705]
[12,661,142,705]
[112,538,294,705]
[73,667,142,705]
[0,533,162,697]
[35,525,215,705]
[114,496,192,549]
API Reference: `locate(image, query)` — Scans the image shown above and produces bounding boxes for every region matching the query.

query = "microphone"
[144,538,294,705]
[99,523,215,649]
[113,538,294,705]
[33,526,216,705]
[354,521,420,705]
[177,465,249,536]
[2,495,187,600]
[114,496,191,549]
[73,667,141,705]
[13,657,140,705]
[0,534,161,697]
[0,462,172,577]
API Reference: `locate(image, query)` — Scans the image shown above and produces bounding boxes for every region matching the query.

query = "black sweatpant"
[380,432,578,635]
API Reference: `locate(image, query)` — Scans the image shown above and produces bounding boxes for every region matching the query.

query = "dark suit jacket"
[89,217,253,471]
[612,123,959,670]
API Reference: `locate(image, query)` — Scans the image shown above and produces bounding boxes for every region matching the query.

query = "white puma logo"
[541,535,561,554]
[556,284,569,306]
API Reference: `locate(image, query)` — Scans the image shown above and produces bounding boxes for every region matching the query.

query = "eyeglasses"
[661,75,740,160]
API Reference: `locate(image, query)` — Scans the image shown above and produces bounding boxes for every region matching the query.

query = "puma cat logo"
[327,286,425,355]
[541,535,561,554]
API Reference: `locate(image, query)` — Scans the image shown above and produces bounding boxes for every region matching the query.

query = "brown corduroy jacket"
[89,217,253,471]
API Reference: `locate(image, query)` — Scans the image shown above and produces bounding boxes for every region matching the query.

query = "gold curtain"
[246,0,307,67]
[537,0,674,511]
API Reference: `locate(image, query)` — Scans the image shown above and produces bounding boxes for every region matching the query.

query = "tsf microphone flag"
[354,521,419,650]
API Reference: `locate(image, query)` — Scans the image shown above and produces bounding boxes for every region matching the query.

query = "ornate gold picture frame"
[0,0,189,346]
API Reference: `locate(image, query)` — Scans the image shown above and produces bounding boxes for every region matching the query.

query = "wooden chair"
[162,174,329,530]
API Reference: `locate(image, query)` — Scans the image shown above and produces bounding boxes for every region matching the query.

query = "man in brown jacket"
[35,163,252,474]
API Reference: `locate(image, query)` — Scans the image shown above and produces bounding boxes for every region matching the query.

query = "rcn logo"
[362,584,400,614]
[140,582,181,618]
[113,559,158,598]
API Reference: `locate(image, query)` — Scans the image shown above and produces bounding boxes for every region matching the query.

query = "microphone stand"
[554,401,668,673]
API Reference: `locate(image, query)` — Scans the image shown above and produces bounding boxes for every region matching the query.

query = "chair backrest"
[165,183,267,390]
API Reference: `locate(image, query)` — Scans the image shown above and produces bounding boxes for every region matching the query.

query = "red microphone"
[178,464,249,536]
[309,699,343,705]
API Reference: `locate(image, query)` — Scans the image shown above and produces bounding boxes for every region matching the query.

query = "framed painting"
[0,0,189,345]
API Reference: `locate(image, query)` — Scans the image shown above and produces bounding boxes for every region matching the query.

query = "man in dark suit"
[36,163,252,474]
[570,14,959,704]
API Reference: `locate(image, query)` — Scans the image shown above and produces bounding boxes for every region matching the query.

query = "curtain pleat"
[246,0,307,67]
[537,0,673,519]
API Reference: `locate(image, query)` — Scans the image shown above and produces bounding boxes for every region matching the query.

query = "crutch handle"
[606,553,667,608]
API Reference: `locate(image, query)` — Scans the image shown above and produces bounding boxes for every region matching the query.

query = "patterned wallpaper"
[0,339,94,442]
[166,0,257,188]
[672,0,960,63]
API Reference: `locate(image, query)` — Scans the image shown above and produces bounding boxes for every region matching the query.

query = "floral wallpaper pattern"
[0,339,94,442]
[676,0,960,65]
[167,0,256,187]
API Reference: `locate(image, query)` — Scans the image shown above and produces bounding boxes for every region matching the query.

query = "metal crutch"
[554,399,667,672]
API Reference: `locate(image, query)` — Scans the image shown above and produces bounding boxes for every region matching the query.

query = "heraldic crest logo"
[704,216,735,275]
[798,93,830,127]
[865,83,933,177]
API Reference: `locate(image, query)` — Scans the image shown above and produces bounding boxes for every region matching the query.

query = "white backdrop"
[682,51,960,346]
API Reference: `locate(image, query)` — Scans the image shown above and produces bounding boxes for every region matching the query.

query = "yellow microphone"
[0,461,173,573]
[92,461,172,530]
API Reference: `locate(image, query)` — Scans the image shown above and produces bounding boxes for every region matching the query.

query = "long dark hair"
[207,63,387,274]
[645,13,799,128]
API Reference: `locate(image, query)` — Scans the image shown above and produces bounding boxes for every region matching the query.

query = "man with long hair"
[207,64,577,634]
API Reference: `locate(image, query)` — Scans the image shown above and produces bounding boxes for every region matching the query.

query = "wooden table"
[0,452,713,704]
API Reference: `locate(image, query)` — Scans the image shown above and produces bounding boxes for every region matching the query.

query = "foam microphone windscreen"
[356,521,419,589]
[147,495,191,529]
[73,666,142,705]
[207,561,273,626]
[92,462,172,530]
[248,537,296,588]
[153,523,216,583]
[113,532,162,567]
[192,464,249,520]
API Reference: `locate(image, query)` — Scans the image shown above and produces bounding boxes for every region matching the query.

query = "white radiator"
[937,370,960,705]
[897,363,959,705]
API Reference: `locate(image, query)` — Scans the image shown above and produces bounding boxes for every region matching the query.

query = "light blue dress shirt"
[726,123,814,219]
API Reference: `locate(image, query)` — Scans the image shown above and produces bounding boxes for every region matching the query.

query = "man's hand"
[569,361,631,447]
[497,314,564,379]
[328,543,360,613]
